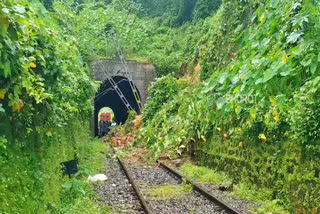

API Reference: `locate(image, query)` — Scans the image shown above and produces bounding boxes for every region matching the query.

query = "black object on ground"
[61,159,78,178]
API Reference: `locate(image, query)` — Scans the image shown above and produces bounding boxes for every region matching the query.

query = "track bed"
[125,163,231,214]
[95,149,145,214]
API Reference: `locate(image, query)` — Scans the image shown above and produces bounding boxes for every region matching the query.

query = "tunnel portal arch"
[93,76,141,136]
[91,59,157,104]
[91,59,157,136]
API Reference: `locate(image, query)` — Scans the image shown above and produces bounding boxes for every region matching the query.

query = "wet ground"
[126,165,228,214]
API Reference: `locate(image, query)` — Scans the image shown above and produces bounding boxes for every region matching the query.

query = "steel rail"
[110,145,153,214]
[159,162,241,214]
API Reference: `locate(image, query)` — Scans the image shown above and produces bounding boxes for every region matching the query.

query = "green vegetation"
[180,163,231,185]
[53,0,221,76]
[2,0,320,212]
[0,1,107,213]
[136,0,222,25]
[233,183,288,214]
[180,163,287,213]
[143,75,182,121]
[146,183,192,200]
[135,0,320,212]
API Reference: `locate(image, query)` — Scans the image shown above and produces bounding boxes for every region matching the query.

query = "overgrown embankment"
[0,1,107,213]
[137,0,320,212]
[23,0,320,212]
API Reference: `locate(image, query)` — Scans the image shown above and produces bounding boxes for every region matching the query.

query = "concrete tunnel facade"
[91,59,157,136]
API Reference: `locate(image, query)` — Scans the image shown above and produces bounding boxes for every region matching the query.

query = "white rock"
[87,174,108,182]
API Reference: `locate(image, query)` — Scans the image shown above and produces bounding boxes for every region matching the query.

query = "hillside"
[137,0,320,212]
[1,0,320,213]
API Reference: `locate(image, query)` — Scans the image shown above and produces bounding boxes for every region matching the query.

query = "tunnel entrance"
[93,76,141,137]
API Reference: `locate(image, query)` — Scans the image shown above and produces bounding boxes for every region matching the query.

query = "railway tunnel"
[93,76,141,136]
[91,59,157,137]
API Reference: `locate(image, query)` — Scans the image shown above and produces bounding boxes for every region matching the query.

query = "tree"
[43,0,54,11]
[193,0,222,21]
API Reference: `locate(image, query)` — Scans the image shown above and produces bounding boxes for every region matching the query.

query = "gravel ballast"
[199,183,255,214]
[95,145,251,214]
[95,153,144,214]
[126,164,229,214]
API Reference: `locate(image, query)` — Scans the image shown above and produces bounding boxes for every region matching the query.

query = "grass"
[180,163,288,214]
[127,57,153,64]
[232,183,288,214]
[146,183,192,200]
[59,197,111,214]
[0,120,110,214]
[180,163,231,185]
[88,56,152,64]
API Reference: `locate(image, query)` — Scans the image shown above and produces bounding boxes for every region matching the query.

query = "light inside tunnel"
[93,76,141,137]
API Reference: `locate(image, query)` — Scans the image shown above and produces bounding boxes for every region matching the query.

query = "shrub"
[143,75,180,121]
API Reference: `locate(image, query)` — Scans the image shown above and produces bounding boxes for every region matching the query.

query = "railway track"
[108,146,241,214]
[159,162,240,214]
[117,156,153,214]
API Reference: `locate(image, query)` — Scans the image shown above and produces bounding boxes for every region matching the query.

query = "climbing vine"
[0,0,94,141]
[2,0,320,213]
[137,0,320,212]
[0,1,105,213]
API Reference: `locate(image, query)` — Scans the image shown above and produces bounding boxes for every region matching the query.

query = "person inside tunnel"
[99,111,112,137]
[94,76,141,137]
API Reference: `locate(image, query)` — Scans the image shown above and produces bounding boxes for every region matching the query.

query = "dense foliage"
[2,0,320,213]
[54,0,218,76]
[54,0,320,211]
[137,0,320,212]
[143,75,181,121]
[136,0,222,25]
[0,1,107,213]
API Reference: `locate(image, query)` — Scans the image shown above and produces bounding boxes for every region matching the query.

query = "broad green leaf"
[232,74,239,84]
[0,89,6,99]
[0,104,4,113]
[301,58,312,67]
[263,69,277,83]
[252,41,260,48]
[255,78,263,85]
[1,8,9,14]
[280,69,291,76]
[0,136,7,149]
[287,30,303,43]
[216,97,225,110]
[312,76,320,87]
[8,24,18,41]
[218,73,227,84]
[3,61,11,78]
[269,0,279,8]
[310,60,318,74]
[289,44,303,56]
[13,5,26,14]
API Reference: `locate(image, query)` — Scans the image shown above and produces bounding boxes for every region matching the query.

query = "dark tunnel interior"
[94,76,141,137]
